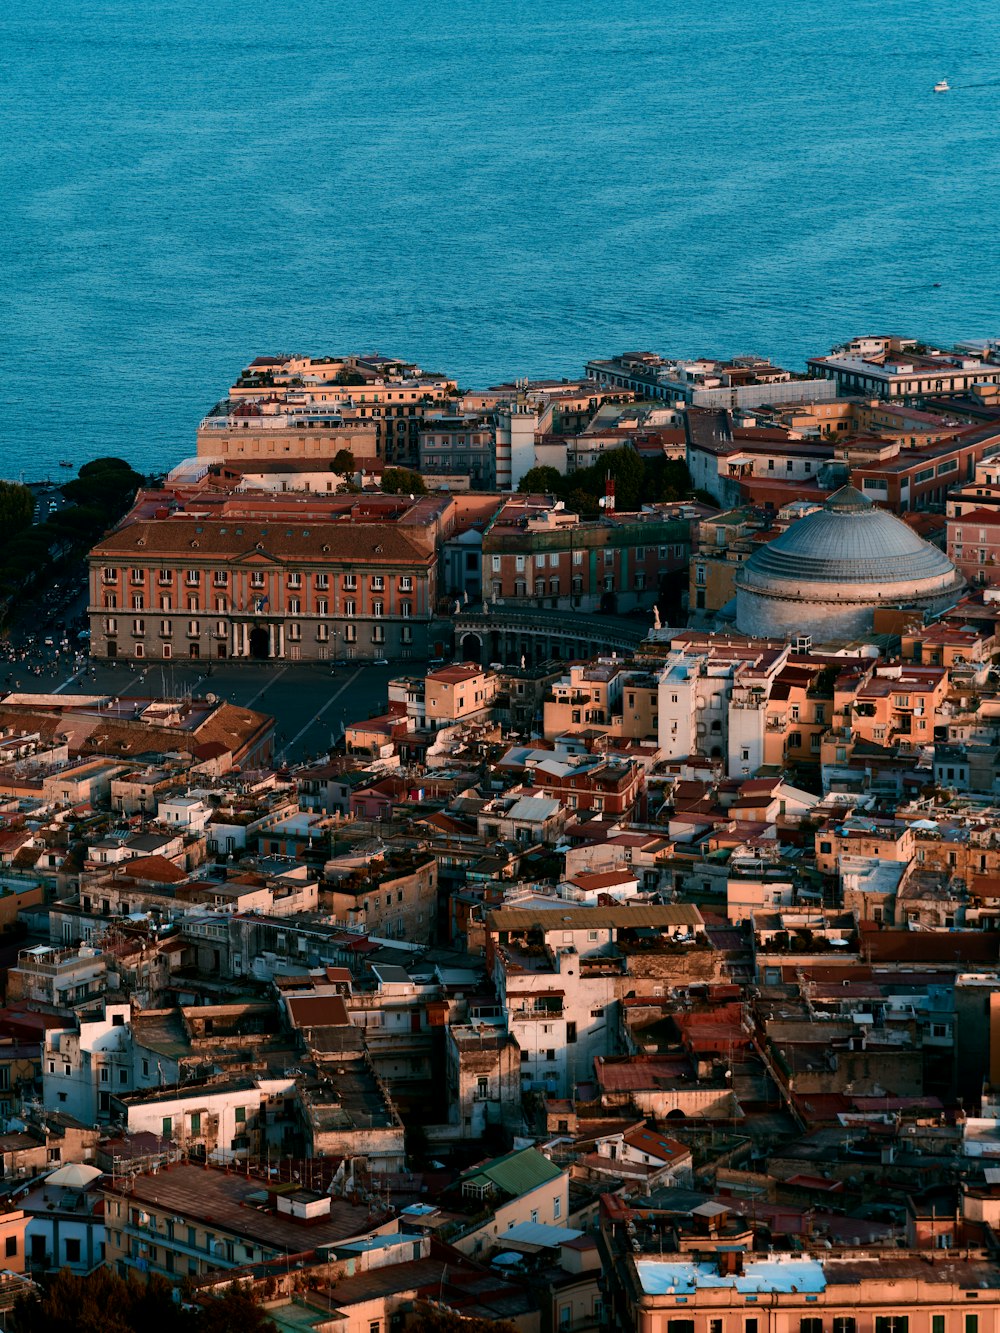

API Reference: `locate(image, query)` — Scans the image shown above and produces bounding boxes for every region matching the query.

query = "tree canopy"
[380,467,427,495]
[11,1269,276,1333]
[0,481,35,536]
[518,446,691,517]
[63,458,143,522]
[332,448,356,474]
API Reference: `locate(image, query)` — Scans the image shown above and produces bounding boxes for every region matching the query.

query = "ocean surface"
[2,0,999,481]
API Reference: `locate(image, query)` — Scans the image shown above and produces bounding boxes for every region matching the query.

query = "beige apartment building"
[424,662,498,728]
[603,1238,1000,1333]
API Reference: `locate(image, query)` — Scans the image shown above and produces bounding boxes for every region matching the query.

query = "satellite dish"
[205,692,217,703]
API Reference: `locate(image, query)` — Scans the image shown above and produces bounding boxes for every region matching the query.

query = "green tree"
[78,456,135,477]
[335,369,367,385]
[380,468,427,495]
[517,466,565,495]
[63,459,143,519]
[0,480,35,536]
[332,448,356,474]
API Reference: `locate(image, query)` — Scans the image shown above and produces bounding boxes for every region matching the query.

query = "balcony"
[510,1004,564,1021]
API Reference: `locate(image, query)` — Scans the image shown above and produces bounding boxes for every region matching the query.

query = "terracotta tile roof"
[118,855,186,884]
[91,519,434,567]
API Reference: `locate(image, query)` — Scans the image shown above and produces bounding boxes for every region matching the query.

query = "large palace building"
[87,491,452,662]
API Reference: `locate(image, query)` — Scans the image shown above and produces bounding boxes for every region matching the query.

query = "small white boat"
[934,79,950,93]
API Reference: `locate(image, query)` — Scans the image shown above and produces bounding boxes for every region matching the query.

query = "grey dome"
[740,486,957,585]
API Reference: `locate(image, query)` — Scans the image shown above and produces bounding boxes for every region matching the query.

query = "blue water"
[2,0,999,480]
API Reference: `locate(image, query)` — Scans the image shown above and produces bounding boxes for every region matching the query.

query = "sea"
[2,0,999,482]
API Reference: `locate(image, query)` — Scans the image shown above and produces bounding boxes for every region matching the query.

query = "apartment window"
[344,573,357,590]
[315,573,329,589]
[553,1195,562,1219]
[834,1320,856,1333]
[967,1318,978,1333]
[289,597,301,614]
[875,1320,908,1333]
[188,620,199,636]
[515,556,525,571]
[931,1320,945,1333]
[287,572,302,588]
[4,1236,17,1258]
[100,1067,109,1083]
[800,1321,823,1333]
[318,624,329,642]
[372,575,384,590]
[103,567,117,582]
[105,595,118,609]
[491,555,502,572]
[345,623,357,643]
[345,599,356,617]
[119,1068,127,1084]
[250,572,266,588]
[573,550,583,565]
[372,624,385,643]
[710,1322,724,1333]
[288,623,301,641]
[65,1237,81,1263]
[130,567,143,583]
[400,575,413,590]
[213,571,228,586]
[400,600,412,618]
[373,601,384,617]
[132,595,144,610]
[158,571,172,585]
[695,565,706,585]
[745,1322,758,1333]
[530,1210,539,1225]
[190,1112,201,1135]
[317,598,328,616]
[133,619,145,635]
[401,624,412,644]
[566,1022,577,1043]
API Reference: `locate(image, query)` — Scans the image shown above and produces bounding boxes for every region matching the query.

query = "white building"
[657,651,735,762]
[113,1076,295,1160]
[43,1004,181,1124]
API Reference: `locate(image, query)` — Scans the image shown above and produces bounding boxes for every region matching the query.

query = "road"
[44,657,411,765]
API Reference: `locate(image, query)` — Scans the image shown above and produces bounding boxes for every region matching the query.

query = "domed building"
[735,485,965,640]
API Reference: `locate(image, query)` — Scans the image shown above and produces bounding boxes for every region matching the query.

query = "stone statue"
[653,605,662,630]
[520,654,526,669]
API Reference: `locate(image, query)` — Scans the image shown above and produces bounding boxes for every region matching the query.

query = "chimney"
[718,1249,744,1277]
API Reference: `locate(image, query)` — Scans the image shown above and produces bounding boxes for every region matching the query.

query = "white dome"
[735,486,964,640]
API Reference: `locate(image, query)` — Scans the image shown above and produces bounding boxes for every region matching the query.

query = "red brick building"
[88,491,450,662]
[946,507,1000,587]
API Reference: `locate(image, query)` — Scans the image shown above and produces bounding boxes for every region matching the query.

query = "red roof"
[120,855,186,884]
